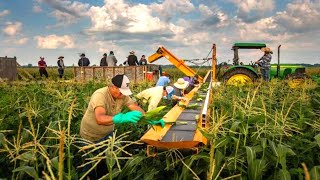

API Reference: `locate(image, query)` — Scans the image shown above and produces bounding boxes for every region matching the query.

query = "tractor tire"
[286,73,308,88]
[222,67,258,86]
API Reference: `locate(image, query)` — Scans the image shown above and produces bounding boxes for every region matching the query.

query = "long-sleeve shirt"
[136,86,163,111]
[78,57,90,66]
[156,76,170,86]
[257,54,272,69]
[107,55,117,66]
[127,55,139,66]
[100,57,108,66]
[57,60,64,69]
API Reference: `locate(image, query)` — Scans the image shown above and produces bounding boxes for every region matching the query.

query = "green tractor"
[221,42,308,86]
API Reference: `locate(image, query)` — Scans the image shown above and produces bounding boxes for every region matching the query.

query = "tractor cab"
[232,42,266,66]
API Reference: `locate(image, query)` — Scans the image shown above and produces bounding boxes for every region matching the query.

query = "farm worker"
[106,51,118,66]
[136,86,174,111]
[139,55,147,65]
[256,47,272,81]
[126,51,139,66]
[38,56,48,78]
[171,78,189,106]
[80,74,145,142]
[57,56,65,79]
[78,53,90,66]
[183,74,200,93]
[156,72,170,86]
[100,53,108,66]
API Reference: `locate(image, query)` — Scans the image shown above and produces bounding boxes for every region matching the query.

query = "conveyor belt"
[161,94,206,142]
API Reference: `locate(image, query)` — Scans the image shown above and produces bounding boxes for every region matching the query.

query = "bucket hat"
[174,78,189,89]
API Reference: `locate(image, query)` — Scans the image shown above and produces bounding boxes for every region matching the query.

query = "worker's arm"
[94,107,114,125]
[127,103,145,114]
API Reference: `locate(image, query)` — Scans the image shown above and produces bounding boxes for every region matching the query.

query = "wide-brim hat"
[58,56,64,59]
[261,47,273,54]
[174,78,189,89]
[129,51,135,54]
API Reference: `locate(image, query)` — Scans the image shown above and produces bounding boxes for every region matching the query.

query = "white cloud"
[275,1,320,33]
[229,0,275,22]
[199,4,213,16]
[3,22,22,36]
[15,37,29,45]
[34,34,75,49]
[150,0,195,21]
[33,5,43,13]
[232,0,274,13]
[47,10,79,28]
[0,10,10,17]
[37,0,90,27]
[87,0,175,33]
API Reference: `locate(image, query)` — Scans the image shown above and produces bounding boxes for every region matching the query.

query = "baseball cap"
[111,74,132,96]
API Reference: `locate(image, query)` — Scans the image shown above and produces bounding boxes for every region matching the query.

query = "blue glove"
[113,111,143,124]
[147,119,165,128]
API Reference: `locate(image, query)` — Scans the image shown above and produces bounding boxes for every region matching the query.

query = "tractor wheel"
[286,73,308,88]
[222,68,258,86]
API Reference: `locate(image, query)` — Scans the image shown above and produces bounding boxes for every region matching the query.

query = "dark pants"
[58,68,64,78]
[261,68,270,81]
[39,69,48,78]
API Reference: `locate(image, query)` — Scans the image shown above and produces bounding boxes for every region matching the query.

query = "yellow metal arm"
[148,47,203,82]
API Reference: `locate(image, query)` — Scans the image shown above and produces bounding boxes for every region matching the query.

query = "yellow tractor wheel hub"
[288,78,305,88]
[227,74,253,86]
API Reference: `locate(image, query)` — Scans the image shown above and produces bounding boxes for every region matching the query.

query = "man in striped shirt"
[256,47,272,81]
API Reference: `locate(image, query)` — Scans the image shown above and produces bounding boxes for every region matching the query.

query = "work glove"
[147,119,165,128]
[113,111,143,124]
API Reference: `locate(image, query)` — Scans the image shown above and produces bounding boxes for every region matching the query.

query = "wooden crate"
[73,65,159,83]
[0,56,17,81]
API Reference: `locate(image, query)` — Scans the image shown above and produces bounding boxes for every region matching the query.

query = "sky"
[0,0,320,66]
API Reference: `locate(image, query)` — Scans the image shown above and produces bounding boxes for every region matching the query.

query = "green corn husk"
[139,106,167,126]
[186,103,201,109]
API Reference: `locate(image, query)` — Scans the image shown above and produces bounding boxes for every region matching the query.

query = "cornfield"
[0,67,320,179]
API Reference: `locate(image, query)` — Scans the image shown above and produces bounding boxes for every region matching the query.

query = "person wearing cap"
[127,51,139,66]
[171,78,189,106]
[80,74,145,142]
[100,53,108,66]
[106,51,118,66]
[57,56,65,79]
[136,86,174,112]
[38,56,48,78]
[156,72,170,86]
[256,47,272,81]
[139,55,147,65]
[183,74,200,93]
[78,53,90,66]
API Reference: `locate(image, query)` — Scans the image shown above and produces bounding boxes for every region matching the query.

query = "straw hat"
[261,47,273,54]
[129,51,135,54]
[174,78,189,89]
[58,56,64,59]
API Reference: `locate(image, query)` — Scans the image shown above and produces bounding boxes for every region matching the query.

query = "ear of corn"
[139,106,167,126]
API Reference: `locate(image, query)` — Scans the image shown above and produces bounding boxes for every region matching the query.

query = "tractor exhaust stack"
[277,45,281,77]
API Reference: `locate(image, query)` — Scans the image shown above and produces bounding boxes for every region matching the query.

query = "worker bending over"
[80,74,145,142]
[171,78,189,106]
[136,86,174,111]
